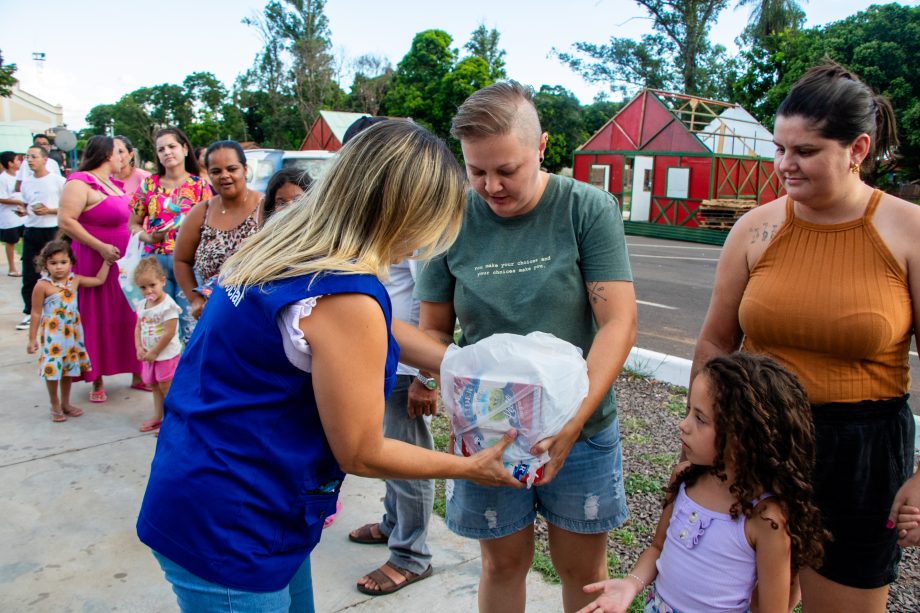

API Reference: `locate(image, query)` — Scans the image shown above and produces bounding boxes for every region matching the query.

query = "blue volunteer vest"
[137,271,398,591]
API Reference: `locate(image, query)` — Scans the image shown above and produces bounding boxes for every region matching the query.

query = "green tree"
[85,104,116,135]
[533,85,587,173]
[344,54,392,115]
[736,0,806,40]
[464,24,507,80]
[583,98,625,138]
[236,26,294,148]
[555,35,677,94]
[437,56,493,137]
[0,51,17,98]
[557,0,730,96]
[732,4,920,182]
[245,0,339,136]
[183,72,231,145]
[382,29,457,131]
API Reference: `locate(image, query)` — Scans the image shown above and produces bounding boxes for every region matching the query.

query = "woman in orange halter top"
[693,62,920,613]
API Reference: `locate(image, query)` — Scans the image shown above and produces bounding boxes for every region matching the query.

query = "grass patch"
[665,395,686,417]
[606,549,620,575]
[620,416,646,431]
[622,361,655,380]
[611,528,636,547]
[625,474,662,495]
[623,432,651,446]
[639,452,676,467]
[532,548,561,584]
[433,432,450,450]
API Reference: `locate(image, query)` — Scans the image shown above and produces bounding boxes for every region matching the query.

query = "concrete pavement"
[0,273,562,612]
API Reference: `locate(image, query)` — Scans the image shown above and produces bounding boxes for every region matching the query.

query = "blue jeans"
[445,419,629,539]
[379,375,434,574]
[153,253,194,343]
[152,550,314,613]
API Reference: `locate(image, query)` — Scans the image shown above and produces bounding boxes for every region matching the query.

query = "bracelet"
[625,573,645,589]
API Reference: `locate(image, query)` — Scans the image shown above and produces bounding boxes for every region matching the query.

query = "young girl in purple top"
[579,353,827,613]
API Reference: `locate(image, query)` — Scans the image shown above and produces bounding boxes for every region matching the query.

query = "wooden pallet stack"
[697,199,757,230]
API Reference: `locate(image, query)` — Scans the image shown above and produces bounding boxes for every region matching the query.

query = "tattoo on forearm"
[749,223,779,244]
[587,282,607,304]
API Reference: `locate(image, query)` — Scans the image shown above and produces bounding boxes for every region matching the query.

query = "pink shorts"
[141,354,180,385]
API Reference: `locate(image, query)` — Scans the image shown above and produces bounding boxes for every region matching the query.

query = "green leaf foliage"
[731,3,920,183]
[0,50,17,98]
[556,0,730,97]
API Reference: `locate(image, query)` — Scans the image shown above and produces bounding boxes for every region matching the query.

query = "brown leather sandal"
[356,562,433,596]
[348,522,388,545]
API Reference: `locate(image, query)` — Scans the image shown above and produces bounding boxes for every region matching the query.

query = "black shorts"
[810,395,915,589]
[0,225,23,244]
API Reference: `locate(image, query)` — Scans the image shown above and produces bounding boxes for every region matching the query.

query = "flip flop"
[139,419,162,432]
[356,563,433,596]
[62,405,84,417]
[7,272,21,277]
[89,389,107,403]
[131,383,153,392]
[50,410,67,422]
[348,523,388,545]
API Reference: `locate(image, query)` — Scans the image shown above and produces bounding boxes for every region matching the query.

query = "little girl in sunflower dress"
[28,240,112,422]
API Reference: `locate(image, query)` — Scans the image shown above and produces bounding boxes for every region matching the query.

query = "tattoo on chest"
[749,223,779,244]
[587,282,607,304]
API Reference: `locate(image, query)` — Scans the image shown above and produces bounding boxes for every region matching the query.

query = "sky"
[1,0,912,130]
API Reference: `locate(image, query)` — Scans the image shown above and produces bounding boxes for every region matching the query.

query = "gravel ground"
[431,374,920,611]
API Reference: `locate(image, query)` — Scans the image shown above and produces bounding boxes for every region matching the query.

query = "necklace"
[89,171,119,195]
[218,189,251,214]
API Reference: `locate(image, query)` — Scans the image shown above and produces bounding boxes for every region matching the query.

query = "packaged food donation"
[440,332,589,487]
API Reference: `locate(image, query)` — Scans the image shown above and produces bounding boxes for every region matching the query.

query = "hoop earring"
[850,162,860,175]
[539,156,544,164]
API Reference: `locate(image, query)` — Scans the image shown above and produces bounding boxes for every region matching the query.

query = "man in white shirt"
[14,134,61,192]
[0,151,25,277]
[17,146,64,330]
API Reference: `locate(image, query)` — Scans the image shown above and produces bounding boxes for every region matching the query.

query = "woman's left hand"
[98,243,120,262]
[531,422,581,486]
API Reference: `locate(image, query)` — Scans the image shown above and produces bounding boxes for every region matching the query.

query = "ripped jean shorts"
[444,419,628,539]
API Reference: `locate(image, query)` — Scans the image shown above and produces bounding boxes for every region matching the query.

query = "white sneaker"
[15,316,30,330]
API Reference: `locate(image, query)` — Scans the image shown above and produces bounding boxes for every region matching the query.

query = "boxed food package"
[441,332,589,488]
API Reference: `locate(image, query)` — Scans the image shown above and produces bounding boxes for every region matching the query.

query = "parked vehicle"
[245,149,335,192]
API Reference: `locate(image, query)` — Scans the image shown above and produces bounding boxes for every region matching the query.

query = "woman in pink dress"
[58,135,141,402]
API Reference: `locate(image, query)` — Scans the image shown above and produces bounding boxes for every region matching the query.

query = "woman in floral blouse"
[129,127,211,342]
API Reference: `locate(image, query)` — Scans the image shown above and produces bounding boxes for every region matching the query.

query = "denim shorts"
[810,395,915,589]
[152,550,314,613]
[445,419,629,539]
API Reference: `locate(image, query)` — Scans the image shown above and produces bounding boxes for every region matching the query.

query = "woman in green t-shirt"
[414,81,638,613]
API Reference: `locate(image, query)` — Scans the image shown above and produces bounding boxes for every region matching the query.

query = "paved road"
[625,235,920,411]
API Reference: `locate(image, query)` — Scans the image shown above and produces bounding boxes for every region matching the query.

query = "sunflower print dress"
[38,272,91,380]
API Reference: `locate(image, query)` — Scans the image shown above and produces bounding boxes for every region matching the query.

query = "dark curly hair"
[36,239,76,272]
[666,352,828,571]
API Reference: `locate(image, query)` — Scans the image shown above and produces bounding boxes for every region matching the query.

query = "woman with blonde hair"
[137,120,521,613]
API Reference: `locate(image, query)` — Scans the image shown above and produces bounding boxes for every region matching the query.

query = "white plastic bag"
[115,233,144,306]
[440,332,589,487]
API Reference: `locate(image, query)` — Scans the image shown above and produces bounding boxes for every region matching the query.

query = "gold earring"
[850,162,860,175]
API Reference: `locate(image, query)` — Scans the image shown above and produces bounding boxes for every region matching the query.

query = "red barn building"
[574,90,782,243]
[299,110,370,152]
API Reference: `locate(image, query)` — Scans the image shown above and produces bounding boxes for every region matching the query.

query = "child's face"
[136,272,166,303]
[45,252,72,279]
[680,374,719,466]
